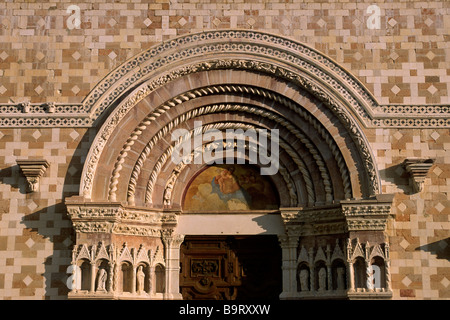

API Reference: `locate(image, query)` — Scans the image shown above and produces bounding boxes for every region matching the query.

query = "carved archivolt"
[1,30,448,133]
[140,121,316,206]
[108,85,353,204]
[123,103,337,206]
[80,57,381,200]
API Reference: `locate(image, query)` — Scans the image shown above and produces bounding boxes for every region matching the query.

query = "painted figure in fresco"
[214,167,240,194]
[184,165,279,211]
[211,167,251,208]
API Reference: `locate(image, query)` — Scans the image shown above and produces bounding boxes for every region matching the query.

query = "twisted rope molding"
[82,30,377,119]
[162,139,299,207]
[2,31,448,130]
[125,107,318,206]
[142,121,314,206]
[82,58,377,199]
[139,103,332,204]
[108,84,351,202]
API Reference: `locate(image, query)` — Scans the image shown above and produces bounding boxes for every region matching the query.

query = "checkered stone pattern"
[371,128,450,299]
[0,0,448,104]
[0,128,94,299]
[0,0,449,301]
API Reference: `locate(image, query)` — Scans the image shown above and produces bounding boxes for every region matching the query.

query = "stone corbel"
[402,158,434,193]
[16,159,49,192]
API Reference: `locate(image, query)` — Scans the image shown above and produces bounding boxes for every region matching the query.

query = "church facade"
[0,0,448,300]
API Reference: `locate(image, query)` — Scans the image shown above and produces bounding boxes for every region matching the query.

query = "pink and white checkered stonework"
[0,0,448,300]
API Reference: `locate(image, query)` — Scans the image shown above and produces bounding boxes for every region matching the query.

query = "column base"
[164,292,184,300]
[279,292,298,300]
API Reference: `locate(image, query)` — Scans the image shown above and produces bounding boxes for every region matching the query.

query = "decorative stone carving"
[403,158,434,193]
[280,196,393,237]
[342,195,394,232]
[16,159,49,192]
[291,239,392,300]
[136,266,145,294]
[1,31,448,130]
[294,241,347,298]
[345,238,392,298]
[318,267,327,291]
[336,267,346,291]
[65,199,178,236]
[299,269,309,292]
[79,45,387,200]
[96,268,107,292]
[21,101,31,113]
[107,84,352,204]
[69,241,162,300]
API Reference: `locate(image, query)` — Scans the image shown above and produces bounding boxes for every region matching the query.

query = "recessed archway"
[79,30,382,205]
[66,30,393,301]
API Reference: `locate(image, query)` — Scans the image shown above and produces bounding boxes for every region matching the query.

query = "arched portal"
[66,30,393,300]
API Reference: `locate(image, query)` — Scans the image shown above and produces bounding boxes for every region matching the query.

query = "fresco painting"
[183,165,279,211]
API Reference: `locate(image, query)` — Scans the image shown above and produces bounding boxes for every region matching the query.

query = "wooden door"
[180,235,281,300]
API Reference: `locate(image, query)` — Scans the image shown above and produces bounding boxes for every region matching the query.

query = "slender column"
[309,248,315,292]
[365,241,373,291]
[385,259,392,292]
[278,233,299,299]
[107,262,114,293]
[326,244,332,291]
[365,260,373,291]
[346,238,355,292]
[161,231,184,300]
[113,263,119,292]
[131,266,137,294]
[148,266,154,295]
[347,261,355,292]
[90,262,96,293]
[384,243,392,292]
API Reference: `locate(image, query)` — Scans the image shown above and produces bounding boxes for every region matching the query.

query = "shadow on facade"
[20,203,73,299]
[16,127,95,299]
[379,163,412,195]
[416,238,450,261]
[0,164,28,194]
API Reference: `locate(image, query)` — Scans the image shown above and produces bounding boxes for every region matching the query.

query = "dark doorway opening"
[180,235,282,300]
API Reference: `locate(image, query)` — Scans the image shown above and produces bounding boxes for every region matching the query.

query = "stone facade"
[0,0,448,300]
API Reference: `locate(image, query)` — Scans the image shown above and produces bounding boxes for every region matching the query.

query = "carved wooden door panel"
[180,235,281,300]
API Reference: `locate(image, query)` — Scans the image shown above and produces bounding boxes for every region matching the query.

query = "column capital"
[277,234,299,248]
[161,230,184,248]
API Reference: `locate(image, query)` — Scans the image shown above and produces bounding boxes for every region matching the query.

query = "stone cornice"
[65,198,179,236]
[280,195,394,235]
[0,30,447,128]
